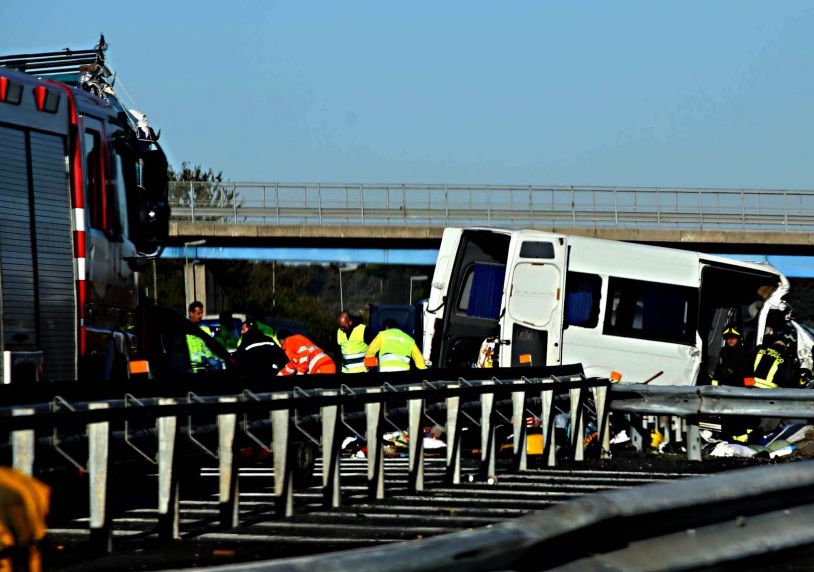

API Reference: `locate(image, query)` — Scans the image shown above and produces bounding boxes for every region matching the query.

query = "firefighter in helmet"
[753,328,799,389]
[712,326,755,387]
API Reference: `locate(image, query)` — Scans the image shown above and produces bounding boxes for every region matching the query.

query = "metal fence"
[1,372,605,553]
[169,182,814,231]
[6,377,814,569]
[190,459,814,572]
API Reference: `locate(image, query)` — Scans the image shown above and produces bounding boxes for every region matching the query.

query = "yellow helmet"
[722,327,741,338]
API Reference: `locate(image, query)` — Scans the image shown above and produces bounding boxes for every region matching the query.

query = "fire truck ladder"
[0,35,111,88]
[0,35,158,142]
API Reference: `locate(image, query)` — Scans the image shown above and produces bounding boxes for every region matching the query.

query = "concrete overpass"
[163,182,814,308]
[162,182,814,304]
[165,180,814,250]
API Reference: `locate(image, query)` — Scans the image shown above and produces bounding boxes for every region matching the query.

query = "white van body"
[423,227,813,386]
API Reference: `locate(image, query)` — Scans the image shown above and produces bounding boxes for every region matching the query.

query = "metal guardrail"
[7,378,814,568]
[610,384,814,461]
[181,459,814,572]
[2,373,605,554]
[169,182,814,231]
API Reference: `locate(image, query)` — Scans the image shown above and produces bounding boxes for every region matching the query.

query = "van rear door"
[501,233,568,367]
[422,228,463,363]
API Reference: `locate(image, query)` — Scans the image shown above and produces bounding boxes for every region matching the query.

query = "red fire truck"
[0,36,170,383]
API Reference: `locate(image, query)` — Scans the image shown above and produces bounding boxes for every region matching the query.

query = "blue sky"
[4,1,814,190]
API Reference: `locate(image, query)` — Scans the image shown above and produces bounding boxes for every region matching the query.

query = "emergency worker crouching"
[365,318,426,373]
[278,331,336,375]
[235,320,288,376]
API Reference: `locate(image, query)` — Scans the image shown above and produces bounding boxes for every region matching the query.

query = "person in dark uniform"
[712,327,755,387]
[753,329,799,389]
[235,320,288,376]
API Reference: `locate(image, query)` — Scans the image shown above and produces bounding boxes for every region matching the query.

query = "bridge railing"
[169,182,814,231]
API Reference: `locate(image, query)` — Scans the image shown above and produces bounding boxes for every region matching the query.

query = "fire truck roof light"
[32,85,60,113]
[0,76,23,105]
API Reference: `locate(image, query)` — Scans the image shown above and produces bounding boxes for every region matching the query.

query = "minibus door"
[501,235,568,368]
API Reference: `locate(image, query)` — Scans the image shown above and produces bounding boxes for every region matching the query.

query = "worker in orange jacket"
[278,331,337,375]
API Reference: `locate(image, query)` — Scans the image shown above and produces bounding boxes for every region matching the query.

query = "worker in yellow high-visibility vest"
[365,319,426,372]
[186,301,217,372]
[337,311,373,373]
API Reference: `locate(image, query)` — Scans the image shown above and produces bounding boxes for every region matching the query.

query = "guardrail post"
[630,416,646,452]
[272,393,294,516]
[672,417,684,445]
[157,398,180,540]
[445,385,461,484]
[408,386,425,492]
[12,409,34,476]
[570,387,585,461]
[365,388,384,499]
[321,390,341,508]
[658,415,673,449]
[481,380,496,478]
[541,379,556,467]
[594,385,611,459]
[218,397,239,528]
[686,416,702,462]
[88,403,111,553]
[511,381,527,471]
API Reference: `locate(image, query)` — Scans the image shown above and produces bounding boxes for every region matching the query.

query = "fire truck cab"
[0,37,169,383]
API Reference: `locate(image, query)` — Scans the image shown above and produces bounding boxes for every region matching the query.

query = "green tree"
[167,162,241,217]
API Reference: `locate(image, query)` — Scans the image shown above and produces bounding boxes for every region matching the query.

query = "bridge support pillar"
[184,261,207,309]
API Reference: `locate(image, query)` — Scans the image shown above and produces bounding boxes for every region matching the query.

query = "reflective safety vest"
[338,324,368,373]
[257,321,280,345]
[753,346,785,389]
[377,329,416,372]
[214,328,238,351]
[280,334,336,375]
[187,325,214,371]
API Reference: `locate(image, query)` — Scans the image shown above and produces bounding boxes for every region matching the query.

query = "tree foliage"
[167,162,239,212]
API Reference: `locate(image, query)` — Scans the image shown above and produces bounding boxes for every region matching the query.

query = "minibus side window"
[564,272,601,328]
[604,277,697,345]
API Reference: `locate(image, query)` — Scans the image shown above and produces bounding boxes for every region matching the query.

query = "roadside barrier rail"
[609,383,814,460]
[0,372,604,554]
[181,458,814,572]
[5,377,812,563]
[169,181,814,232]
